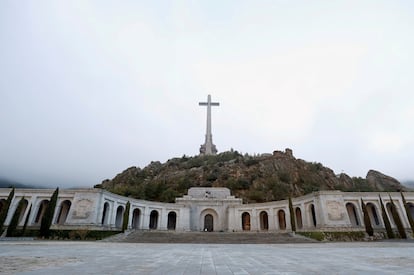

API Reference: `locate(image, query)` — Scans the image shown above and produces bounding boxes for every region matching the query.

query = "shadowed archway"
[132,208,141,229]
[115,206,124,228]
[309,204,317,227]
[56,200,71,225]
[295,207,303,229]
[346,203,360,227]
[242,212,251,231]
[204,214,214,232]
[149,210,159,229]
[260,211,269,231]
[101,202,110,225]
[167,211,177,230]
[278,210,286,230]
[366,203,380,227]
[34,200,49,225]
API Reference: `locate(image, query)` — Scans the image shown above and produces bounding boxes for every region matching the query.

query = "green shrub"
[68,229,90,240]
[40,188,59,238]
[6,197,25,237]
[21,204,32,236]
[289,197,296,232]
[29,229,123,240]
[298,231,325,241]
[278,171,291,183]
[299,231,366,241]
[0,188,14,233]
[389,195,406,239]
[379,196,394,239]
[361,199,374,236]
[122,201,130,232]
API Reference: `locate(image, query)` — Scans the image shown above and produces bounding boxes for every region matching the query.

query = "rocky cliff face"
[366,170,404,191]
[97,149,407,203]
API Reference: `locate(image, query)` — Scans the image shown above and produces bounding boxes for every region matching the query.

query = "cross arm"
[199,102,220,106]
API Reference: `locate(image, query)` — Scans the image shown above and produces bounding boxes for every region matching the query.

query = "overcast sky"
[1,1,414,188]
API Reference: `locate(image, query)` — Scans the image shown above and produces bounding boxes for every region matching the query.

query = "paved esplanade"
[1,241,414,274]
[199,94,219,155]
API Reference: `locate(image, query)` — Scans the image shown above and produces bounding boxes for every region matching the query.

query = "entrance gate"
[204,214,214,232]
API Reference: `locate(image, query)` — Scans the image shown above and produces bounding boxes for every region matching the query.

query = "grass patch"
[11,228,121,240]
[298,231,366,241]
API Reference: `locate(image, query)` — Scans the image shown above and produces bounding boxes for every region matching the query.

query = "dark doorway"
[132,209,141,229]
[115,206,124,228]
[310,204,317,227]
[278,210,286,230]
[167,212,177,230]
[101,202,110,225]
[34,200,49,224]
[366,203,380,226]
[56,200,71,225]
[204,214,213,232]
[295,207,303,229]
[149,210,158,229]
[346,203,359,226]
[260,211,269,230]
[242,212,251,231]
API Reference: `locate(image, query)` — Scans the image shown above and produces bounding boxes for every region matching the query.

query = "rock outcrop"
[97,149,406,203]
[366,170,404,192]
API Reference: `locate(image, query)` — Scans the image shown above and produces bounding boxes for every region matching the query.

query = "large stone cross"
[199,94,219,155]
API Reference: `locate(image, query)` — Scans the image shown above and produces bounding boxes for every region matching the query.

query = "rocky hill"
[96,149,407,203]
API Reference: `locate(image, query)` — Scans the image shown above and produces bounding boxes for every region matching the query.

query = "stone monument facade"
[1,187,414,234]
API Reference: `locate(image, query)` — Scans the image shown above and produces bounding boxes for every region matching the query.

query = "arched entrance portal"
[34,200,49,225]
[260,211,269,230]
[115,206,124,228]
[101,202,110,225]
[366,203,380,227]
[346,203,359,227]
[149,210,159,229]
[204,214,213,232]
[132,209,141,229]
[56,200,71,225]
[310,204,317,227]
[167,212,177,230]
[278,210,286,230]
[242,212,251,231]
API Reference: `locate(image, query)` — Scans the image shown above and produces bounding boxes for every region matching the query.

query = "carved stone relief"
[72,199,94,219]
[326,200,345,221]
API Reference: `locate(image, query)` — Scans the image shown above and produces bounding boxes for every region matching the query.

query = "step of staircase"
[103,231,317,244]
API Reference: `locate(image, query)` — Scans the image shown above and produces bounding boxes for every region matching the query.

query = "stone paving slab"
[0,241,414,274]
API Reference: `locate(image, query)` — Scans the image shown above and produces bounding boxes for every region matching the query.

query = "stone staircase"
[103,231,317,244]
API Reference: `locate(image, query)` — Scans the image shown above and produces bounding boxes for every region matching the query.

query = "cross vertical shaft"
[199,94,219,155]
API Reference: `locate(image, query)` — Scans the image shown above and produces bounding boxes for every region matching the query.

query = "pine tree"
[40,188,59,238]
[21,204,32,236]
[389,195,406,239]
[379,195,394,239]
[122,201,130,232]
[401,192,414,236]
[0,188,15,234]
[289,196,296,232]
[6,197,25,237]
[361,199,374,236]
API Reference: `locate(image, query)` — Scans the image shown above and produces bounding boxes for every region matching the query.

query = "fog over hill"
[0,177,45,189]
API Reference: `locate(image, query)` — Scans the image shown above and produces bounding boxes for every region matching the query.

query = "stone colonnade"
[1,188,414,233]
